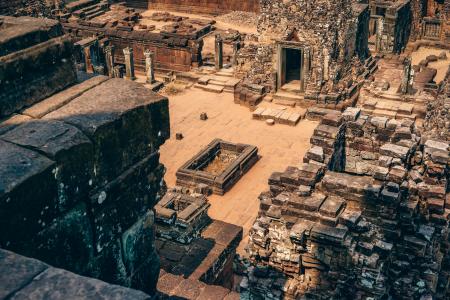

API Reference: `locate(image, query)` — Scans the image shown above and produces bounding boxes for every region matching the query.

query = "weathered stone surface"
[1,120,94,211]
[380,143,410,160]
[0,249,48,299]
[10,264,151,300]
[0,140,56,251]
[0,17,77,118]
[22,76,110,119]
[31,203,94,276]
[0,249,152,299]
[44,79,170,183]
[121,211,156,275]
[0,114,33,135]
[342,107,361,121]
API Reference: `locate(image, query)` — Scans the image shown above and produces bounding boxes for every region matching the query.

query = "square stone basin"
[176,139,259,195]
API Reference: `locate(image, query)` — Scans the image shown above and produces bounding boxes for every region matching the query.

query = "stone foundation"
[0,16,170,296]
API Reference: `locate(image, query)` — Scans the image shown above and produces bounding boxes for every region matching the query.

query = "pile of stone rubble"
[244,107,449,299]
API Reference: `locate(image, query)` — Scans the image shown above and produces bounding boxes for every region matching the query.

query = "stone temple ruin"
[0,0,449,299]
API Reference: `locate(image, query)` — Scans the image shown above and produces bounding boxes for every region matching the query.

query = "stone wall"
[135,0,260,15]
[0,0,53,17]
[62,11,206,72]
[0,78,170,295]
[246,107,450,299]
[0,16,170,296]
[370,0,412,53]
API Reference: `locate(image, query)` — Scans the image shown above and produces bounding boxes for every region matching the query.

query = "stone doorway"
[285,48,301,84]
[278,45,304,92]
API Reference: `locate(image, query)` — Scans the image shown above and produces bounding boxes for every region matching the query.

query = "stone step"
[85,10,105,20]
[215,68,234,78]
[215,71,234,78]
[273,98,296,107]
[194,83,224,93]
[73,4,103,17]
[396,113,417,121]
[273,91,304,106]
[208,79,228,85]
[372,109,397,118]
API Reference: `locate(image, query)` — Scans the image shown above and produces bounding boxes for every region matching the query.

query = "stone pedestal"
[104,45,115,78]
[123,47,136,81]
[144,49,156,84]
[215,34,223,71]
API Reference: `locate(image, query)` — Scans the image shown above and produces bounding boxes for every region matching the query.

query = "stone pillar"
[375,17,384,52]
[301,48,310,92]
[401,57,412,94]
[123,47,136,81]
[83,46,94,73]
[232,42,239,67]
[114,65,124,78]
[144,49,156,84]
[215,34,223,71]
[323,48,329,81]
[90,39,100,69]
[104,45,115,78]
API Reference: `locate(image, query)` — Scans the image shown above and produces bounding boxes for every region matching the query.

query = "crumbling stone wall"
[247,107,450,299]
[246,0,369,93]
[410,0,427,41]
[0,0,54,17]
[423,66,450,141]
[135,0,260,15]
[61,6,207,72]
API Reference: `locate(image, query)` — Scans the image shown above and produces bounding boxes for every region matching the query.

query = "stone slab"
[0,249,48,299]
[9,265,151,300]
[22,76,110,119]
[0,140,57,248]
[43,78,169,182]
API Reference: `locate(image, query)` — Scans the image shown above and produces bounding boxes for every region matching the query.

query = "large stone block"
[380,143,410,161]
[121,211,156,275]
[9,265,151,300]
[90,154,163,253]
[89,239,129,287]
[0,140,57,251]
[31,203,94,276]
[0,249,48,299]
[0,31,77,117]
[1,120,94,212]
[129,250,160,295]
[44,79,170,184]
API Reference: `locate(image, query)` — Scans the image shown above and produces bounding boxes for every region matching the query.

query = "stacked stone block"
[0,78,170,295]
[0,15,170,296]
[247,106,450,299]
[0,16,77,118]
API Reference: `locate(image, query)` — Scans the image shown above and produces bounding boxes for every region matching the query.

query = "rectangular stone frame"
[277,42,311,92]
[176,139,259,195]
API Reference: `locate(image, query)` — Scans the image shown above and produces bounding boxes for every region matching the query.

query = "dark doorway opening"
[285,48,301,83]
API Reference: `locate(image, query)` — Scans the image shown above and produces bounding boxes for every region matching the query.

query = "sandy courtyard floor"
[159,88,318,254]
